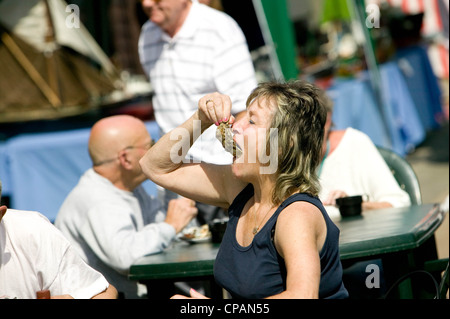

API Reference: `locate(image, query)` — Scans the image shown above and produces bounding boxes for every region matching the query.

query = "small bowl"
[336,195,363,217]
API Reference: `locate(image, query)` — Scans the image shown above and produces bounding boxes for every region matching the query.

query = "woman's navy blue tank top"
[214,184,348,299]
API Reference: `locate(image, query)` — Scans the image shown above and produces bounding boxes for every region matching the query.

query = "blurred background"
[0,0,448,258]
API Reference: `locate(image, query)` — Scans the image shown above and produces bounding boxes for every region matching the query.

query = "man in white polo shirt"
[139,0,257,223]
[139,0,257,165]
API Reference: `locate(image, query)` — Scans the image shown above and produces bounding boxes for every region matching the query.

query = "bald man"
[55,115,197,299]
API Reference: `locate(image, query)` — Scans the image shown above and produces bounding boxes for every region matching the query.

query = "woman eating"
[139,80,348,299]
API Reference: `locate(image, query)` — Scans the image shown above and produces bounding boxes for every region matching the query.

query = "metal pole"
[350,0,392,147]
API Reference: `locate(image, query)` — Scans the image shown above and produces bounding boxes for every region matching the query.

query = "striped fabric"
[387,0,449,79]
[385,0,446,36]
[378,0,449,78]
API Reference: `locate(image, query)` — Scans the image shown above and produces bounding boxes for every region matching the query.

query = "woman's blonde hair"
[246,80,327,205]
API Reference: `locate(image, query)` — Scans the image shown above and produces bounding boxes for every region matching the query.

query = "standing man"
[138,0,257,165]
[138,0,257,223]
[55,115,197,298]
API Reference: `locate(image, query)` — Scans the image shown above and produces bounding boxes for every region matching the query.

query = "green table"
[336,203,444,260]
[130,203,446,298]
[336,203,446,298]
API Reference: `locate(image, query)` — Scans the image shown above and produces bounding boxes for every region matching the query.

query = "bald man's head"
[88,115,150,166]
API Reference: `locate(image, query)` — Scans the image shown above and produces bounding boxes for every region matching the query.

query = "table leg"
[207,278,224,299]
[410,236,441,298]
[382,235,441,299]
[383,251,414,299]
[143,280,176,299]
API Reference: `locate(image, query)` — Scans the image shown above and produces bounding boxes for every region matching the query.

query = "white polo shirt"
[139,1,257,164]
[0,209,109,299]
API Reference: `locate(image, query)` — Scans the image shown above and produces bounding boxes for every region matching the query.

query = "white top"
[0,209,109,299]
[55,169,176,298]
[319,128,411,219]
[139,1,257,164]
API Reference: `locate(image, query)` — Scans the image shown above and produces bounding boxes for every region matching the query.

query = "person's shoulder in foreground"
[0,209,117,299]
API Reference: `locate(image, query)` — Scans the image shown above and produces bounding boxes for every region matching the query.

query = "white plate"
[180,225,211,243]
[180,235,211,244]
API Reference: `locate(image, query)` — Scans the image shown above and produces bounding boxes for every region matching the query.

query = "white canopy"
[0,0,116,77]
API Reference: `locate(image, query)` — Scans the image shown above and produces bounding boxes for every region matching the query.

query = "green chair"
[377,147,449,298]
[439,262,449,298]
[376,146,422,205]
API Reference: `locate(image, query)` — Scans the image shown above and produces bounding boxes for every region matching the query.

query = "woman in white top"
[318,92,411,219]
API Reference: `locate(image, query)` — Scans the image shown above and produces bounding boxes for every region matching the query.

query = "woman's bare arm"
[267,202,325,299]
[139,94,246,208]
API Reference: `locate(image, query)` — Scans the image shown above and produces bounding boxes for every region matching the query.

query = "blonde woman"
[140,81,348,299]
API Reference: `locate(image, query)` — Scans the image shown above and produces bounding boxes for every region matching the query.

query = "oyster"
[216,122,242,158]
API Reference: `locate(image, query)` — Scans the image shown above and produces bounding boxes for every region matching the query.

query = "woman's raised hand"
[198,93,235,126]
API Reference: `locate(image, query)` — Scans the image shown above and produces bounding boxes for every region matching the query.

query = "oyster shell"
[216,122,242,158]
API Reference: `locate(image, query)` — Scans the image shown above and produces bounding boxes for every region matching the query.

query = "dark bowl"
[208,219,228,243]
[336,195,363,217]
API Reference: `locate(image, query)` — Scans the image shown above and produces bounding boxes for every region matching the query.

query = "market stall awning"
[0,0,128,123]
